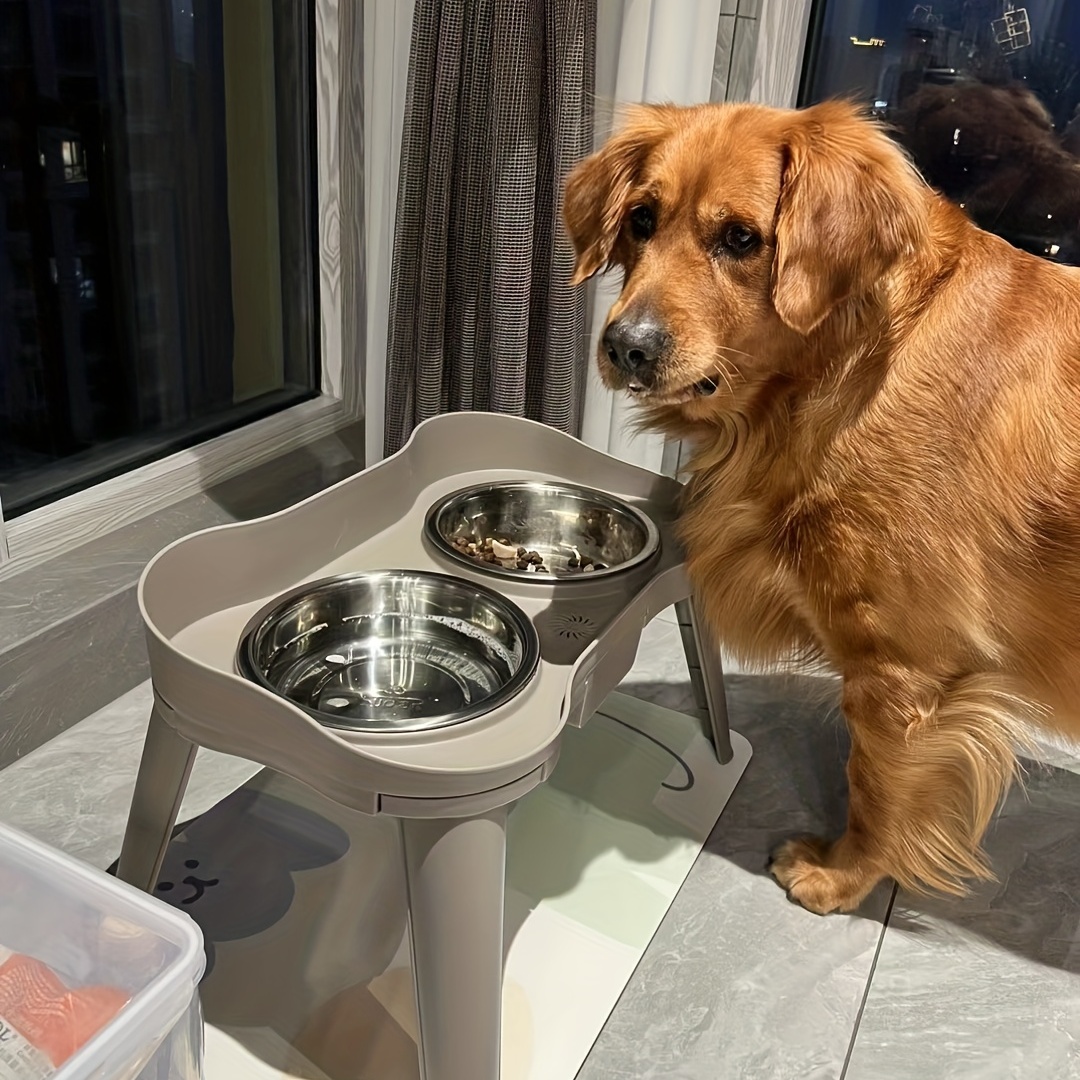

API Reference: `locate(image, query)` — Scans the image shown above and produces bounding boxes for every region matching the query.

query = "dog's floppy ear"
[772,101,929,335]
[563,105,673,285]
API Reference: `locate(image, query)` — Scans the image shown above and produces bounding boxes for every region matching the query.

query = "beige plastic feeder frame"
[115,411,749,1080]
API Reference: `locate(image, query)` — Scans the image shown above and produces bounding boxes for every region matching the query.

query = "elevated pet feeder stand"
[115,412,749,1080]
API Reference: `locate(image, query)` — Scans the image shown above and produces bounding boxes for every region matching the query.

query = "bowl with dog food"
[236,570,540,732]
[425,480,661,582]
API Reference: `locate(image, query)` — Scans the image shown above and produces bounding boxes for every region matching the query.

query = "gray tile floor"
[3,611,1080,1079]
[582,616,1080,1080]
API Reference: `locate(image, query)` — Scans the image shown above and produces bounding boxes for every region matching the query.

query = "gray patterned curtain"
[383,0,596,457]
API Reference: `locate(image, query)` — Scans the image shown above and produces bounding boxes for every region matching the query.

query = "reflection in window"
[60,138,86,183]
[0,1,318,517]
[801,1,1080,264]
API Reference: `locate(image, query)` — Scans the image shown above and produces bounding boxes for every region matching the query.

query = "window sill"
[0,416,364,767]
[1,393,357,581]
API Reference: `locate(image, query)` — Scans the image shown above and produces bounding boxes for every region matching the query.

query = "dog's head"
[563,100,929,415]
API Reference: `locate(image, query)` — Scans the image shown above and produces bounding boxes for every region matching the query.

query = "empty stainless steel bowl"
[236,571,540,732]
[425,481,661,581]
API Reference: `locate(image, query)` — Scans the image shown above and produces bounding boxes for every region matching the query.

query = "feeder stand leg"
[116,701,198,892]
[675,597,734,764]
[400,805,508,1080]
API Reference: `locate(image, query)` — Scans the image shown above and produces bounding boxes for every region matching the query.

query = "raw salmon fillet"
[0,952,129,1066]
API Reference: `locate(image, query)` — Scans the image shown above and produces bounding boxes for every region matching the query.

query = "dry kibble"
[448,532,606,576]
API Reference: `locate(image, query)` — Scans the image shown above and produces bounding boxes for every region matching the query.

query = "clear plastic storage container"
[0,821,205,1080]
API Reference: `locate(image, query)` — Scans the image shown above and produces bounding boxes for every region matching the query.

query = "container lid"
[0,821,205,1079]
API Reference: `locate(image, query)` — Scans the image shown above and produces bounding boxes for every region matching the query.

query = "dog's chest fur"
[676,431,829,670]
[672,404,974,674]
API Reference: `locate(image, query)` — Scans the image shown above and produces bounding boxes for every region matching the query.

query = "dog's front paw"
[767,836,878,915]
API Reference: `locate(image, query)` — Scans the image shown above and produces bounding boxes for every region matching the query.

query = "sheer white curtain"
[362,0,725,468]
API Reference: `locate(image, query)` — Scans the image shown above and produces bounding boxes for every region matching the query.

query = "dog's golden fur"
[563,99,1080,914]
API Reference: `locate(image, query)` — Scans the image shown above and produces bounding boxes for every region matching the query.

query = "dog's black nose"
[602,318,670,378]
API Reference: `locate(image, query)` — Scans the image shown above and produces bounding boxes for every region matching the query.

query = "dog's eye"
[718,223,760,257]
[628,205,655,241]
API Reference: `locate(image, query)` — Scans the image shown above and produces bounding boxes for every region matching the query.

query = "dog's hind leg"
[768,668,1030,914]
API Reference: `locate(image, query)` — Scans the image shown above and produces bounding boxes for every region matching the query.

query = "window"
[801,1,1080,264]
[0,0,318,518]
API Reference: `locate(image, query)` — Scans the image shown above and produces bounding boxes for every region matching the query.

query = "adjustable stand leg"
[116,703,198,891]
[675,598,733,764]
[400,807,508,1080]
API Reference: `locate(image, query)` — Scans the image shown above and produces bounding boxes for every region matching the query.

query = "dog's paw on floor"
[767,836,878,916]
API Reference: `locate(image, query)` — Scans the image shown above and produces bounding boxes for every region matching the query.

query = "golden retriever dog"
[563,99,1080,915]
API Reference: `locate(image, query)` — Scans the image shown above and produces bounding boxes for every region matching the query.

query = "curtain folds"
[365,0,755,469]
[382,0,596,458]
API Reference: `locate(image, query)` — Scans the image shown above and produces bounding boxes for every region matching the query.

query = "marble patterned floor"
[3,609,1080,1078]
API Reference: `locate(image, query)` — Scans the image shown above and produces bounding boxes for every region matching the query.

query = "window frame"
[0,0,364,581]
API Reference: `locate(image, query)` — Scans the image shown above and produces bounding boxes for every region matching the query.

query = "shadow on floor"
[622,672,1080,981]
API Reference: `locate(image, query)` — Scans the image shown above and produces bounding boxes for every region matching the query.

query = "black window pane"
[801,1,1080,265]
[0,0,318,517]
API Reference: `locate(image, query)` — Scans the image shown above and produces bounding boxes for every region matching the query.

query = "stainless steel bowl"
[236,571,540,732]
[425,481,661,582]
